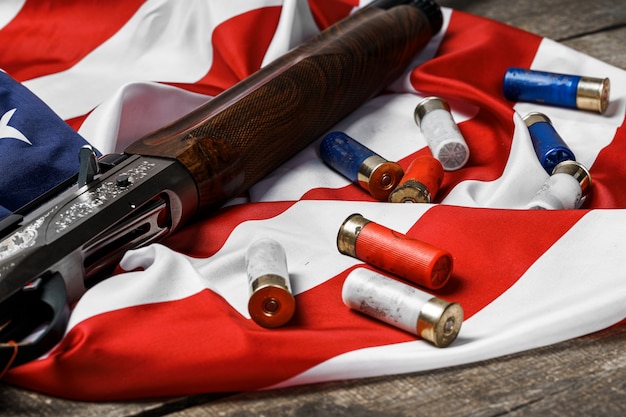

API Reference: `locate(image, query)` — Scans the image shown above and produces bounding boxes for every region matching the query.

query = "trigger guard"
[0,273,70,369]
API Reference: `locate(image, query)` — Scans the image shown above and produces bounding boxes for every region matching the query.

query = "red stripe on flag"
[406,205,585,314]
[412,10,542,106]
[301,183,378,201]
[307,0,357,30]
[167,7,283,97]
[0,0,146,82]
[164,201,297,258]
[65,113,90,132]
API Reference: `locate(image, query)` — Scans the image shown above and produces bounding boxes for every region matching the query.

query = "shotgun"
[0,0,442,368]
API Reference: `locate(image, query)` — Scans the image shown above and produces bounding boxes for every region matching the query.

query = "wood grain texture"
[1,1,625,416]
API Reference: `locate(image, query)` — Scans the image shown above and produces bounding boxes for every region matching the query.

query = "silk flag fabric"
[1,0,625,401]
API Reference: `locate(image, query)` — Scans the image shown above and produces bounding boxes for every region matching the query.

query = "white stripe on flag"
[260,0,320,67]
[78,81,212,154]
[0,0,24,30]
[66,200,432,329]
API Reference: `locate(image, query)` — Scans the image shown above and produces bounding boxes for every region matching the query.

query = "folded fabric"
[0,71,95,217]
[1,0,624,401]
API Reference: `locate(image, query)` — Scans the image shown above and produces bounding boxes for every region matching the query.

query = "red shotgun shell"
[337,213,453,290]
[389,155,444,203]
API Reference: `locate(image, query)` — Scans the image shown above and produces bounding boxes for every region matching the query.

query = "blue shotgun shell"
[523,112,576,175]
[320,131,404,201]
[503,67,610,113]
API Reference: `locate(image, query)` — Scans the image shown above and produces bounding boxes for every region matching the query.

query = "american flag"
[1,0,625,401]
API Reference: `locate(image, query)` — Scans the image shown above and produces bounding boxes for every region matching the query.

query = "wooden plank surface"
[443,0,626,69]
[1,1,625,416]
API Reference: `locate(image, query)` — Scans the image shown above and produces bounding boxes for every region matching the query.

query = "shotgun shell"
[526,161,591,210]
[552,159,592,196]
[342,268,463,347]
[337,213,453,290]
[389,155,444,203]
[319,131,404,201]
[414,96,470,171]
[503,67,610,114]
[245,238,295,328]
[523,112,576,175]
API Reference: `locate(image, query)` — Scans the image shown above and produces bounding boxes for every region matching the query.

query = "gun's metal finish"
[0,0,442,368]
[0,155,196,302]
[0,155,197,366]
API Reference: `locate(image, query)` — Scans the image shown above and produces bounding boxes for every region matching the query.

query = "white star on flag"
[0,108,31,145]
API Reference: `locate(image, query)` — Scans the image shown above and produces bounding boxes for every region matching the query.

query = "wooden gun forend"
[124,0,442,215]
